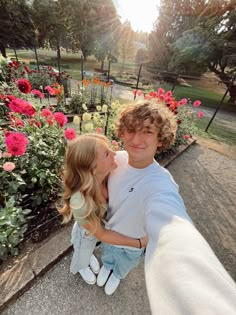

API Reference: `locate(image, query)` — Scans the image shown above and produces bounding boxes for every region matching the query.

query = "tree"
[0,0,35,57]
[32,0,70,68]
[170,3,236,103]
[134,31,149,46]
[93,0,121,69]
[118,21,135,69]
[66,0,98,60]
[135,48,148,65]
[148,0,206,70]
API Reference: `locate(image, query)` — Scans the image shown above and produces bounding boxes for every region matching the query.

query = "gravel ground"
[2,142,236,315]
[168,143,236,280]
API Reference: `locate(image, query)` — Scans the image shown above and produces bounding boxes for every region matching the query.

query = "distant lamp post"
[81,52,84,81]
[53,0,61,83]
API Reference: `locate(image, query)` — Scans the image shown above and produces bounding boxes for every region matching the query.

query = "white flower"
[82,103,88,111]
[96,106,102,111]
[82,113,92,121]
[73,115,81,125]
[84,122,94,132]
[102,104,108,112]
[93,116,99,123]
[111,102,118,110]
[93,112,100,119]
[109,123,115,131]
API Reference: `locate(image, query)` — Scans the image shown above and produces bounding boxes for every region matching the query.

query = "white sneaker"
[104,272,120,295]
[96,265,111,287]
[79,267,96,285]
[90,254,100,274]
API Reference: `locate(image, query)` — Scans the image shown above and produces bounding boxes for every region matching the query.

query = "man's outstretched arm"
[145,202,236,315]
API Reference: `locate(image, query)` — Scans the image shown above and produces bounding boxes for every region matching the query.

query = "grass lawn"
[152,82,234,111]
[193,116,236,147]
[5,48,138,81]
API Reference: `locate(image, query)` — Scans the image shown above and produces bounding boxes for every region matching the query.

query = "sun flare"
[113,0,160,33]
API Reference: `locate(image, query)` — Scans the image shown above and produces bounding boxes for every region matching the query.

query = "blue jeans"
[70,223,97,274]
[101,243,145,279]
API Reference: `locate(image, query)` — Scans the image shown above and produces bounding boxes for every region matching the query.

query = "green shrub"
[67,94,85,113]
[0,197,31,260]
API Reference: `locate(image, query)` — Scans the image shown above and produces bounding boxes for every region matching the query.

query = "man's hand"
[141,235,149,247]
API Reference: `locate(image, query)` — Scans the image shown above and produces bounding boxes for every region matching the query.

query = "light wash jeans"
[101,243,145,279]
[70,222,97,274]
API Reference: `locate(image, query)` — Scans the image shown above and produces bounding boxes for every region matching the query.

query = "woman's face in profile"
[95,140,117,177]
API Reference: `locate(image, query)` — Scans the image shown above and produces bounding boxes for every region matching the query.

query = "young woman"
[59,133,147,285]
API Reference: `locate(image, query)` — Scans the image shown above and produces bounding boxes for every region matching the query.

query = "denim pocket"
[121,248,144,261]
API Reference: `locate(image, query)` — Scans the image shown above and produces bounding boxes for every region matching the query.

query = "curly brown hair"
[116,101,177,152]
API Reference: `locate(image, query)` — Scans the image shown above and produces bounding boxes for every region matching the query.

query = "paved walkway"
[2,142,236,315]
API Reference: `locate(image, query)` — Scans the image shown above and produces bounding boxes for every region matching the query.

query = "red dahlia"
[17,79,31,94]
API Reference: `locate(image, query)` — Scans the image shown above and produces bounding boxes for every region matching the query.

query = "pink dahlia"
[41,108,53,118]
[10,116,24,128]
[178,98,188,106]
[45,86,55,96]
[64,128,77,140]
[193,100,201,107]
[8,98,36,116]
[157,88,165,97]
[53,112,67,128]
[198,111,204,118]
[31,89,44,99]
[149,91,157,98]
[165,91,172,98]
[17,79,31,94]
[137,90,143,96]
[5,132,29,156]
[3,94,16,105]
[3,152,12,158]
[96,127,103,134]
[2,162,15,172]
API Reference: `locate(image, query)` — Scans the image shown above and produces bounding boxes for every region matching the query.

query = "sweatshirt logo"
[129,188,134,192]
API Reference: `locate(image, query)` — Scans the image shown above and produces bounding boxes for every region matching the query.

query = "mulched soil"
[24,203,63,243]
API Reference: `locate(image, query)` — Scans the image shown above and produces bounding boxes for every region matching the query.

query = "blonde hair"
[116,101,177,152]
[59,133,109,224]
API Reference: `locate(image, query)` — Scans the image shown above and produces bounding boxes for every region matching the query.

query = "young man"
[97,101,236,314]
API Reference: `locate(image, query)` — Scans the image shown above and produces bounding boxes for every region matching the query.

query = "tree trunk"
[13,47,18,62]
[0,43,7,58]
[218,72,236,105]
[101,60,104,70]
[228,84,236,105]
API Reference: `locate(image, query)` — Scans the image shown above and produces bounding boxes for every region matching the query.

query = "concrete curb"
[0,225,73,312]
[0,138,196,311]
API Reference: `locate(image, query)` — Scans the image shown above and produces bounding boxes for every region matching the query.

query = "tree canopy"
[149,0,236,103]
[0,0,35,57]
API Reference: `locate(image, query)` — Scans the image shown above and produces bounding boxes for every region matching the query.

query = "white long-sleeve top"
[108,151,236,314]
